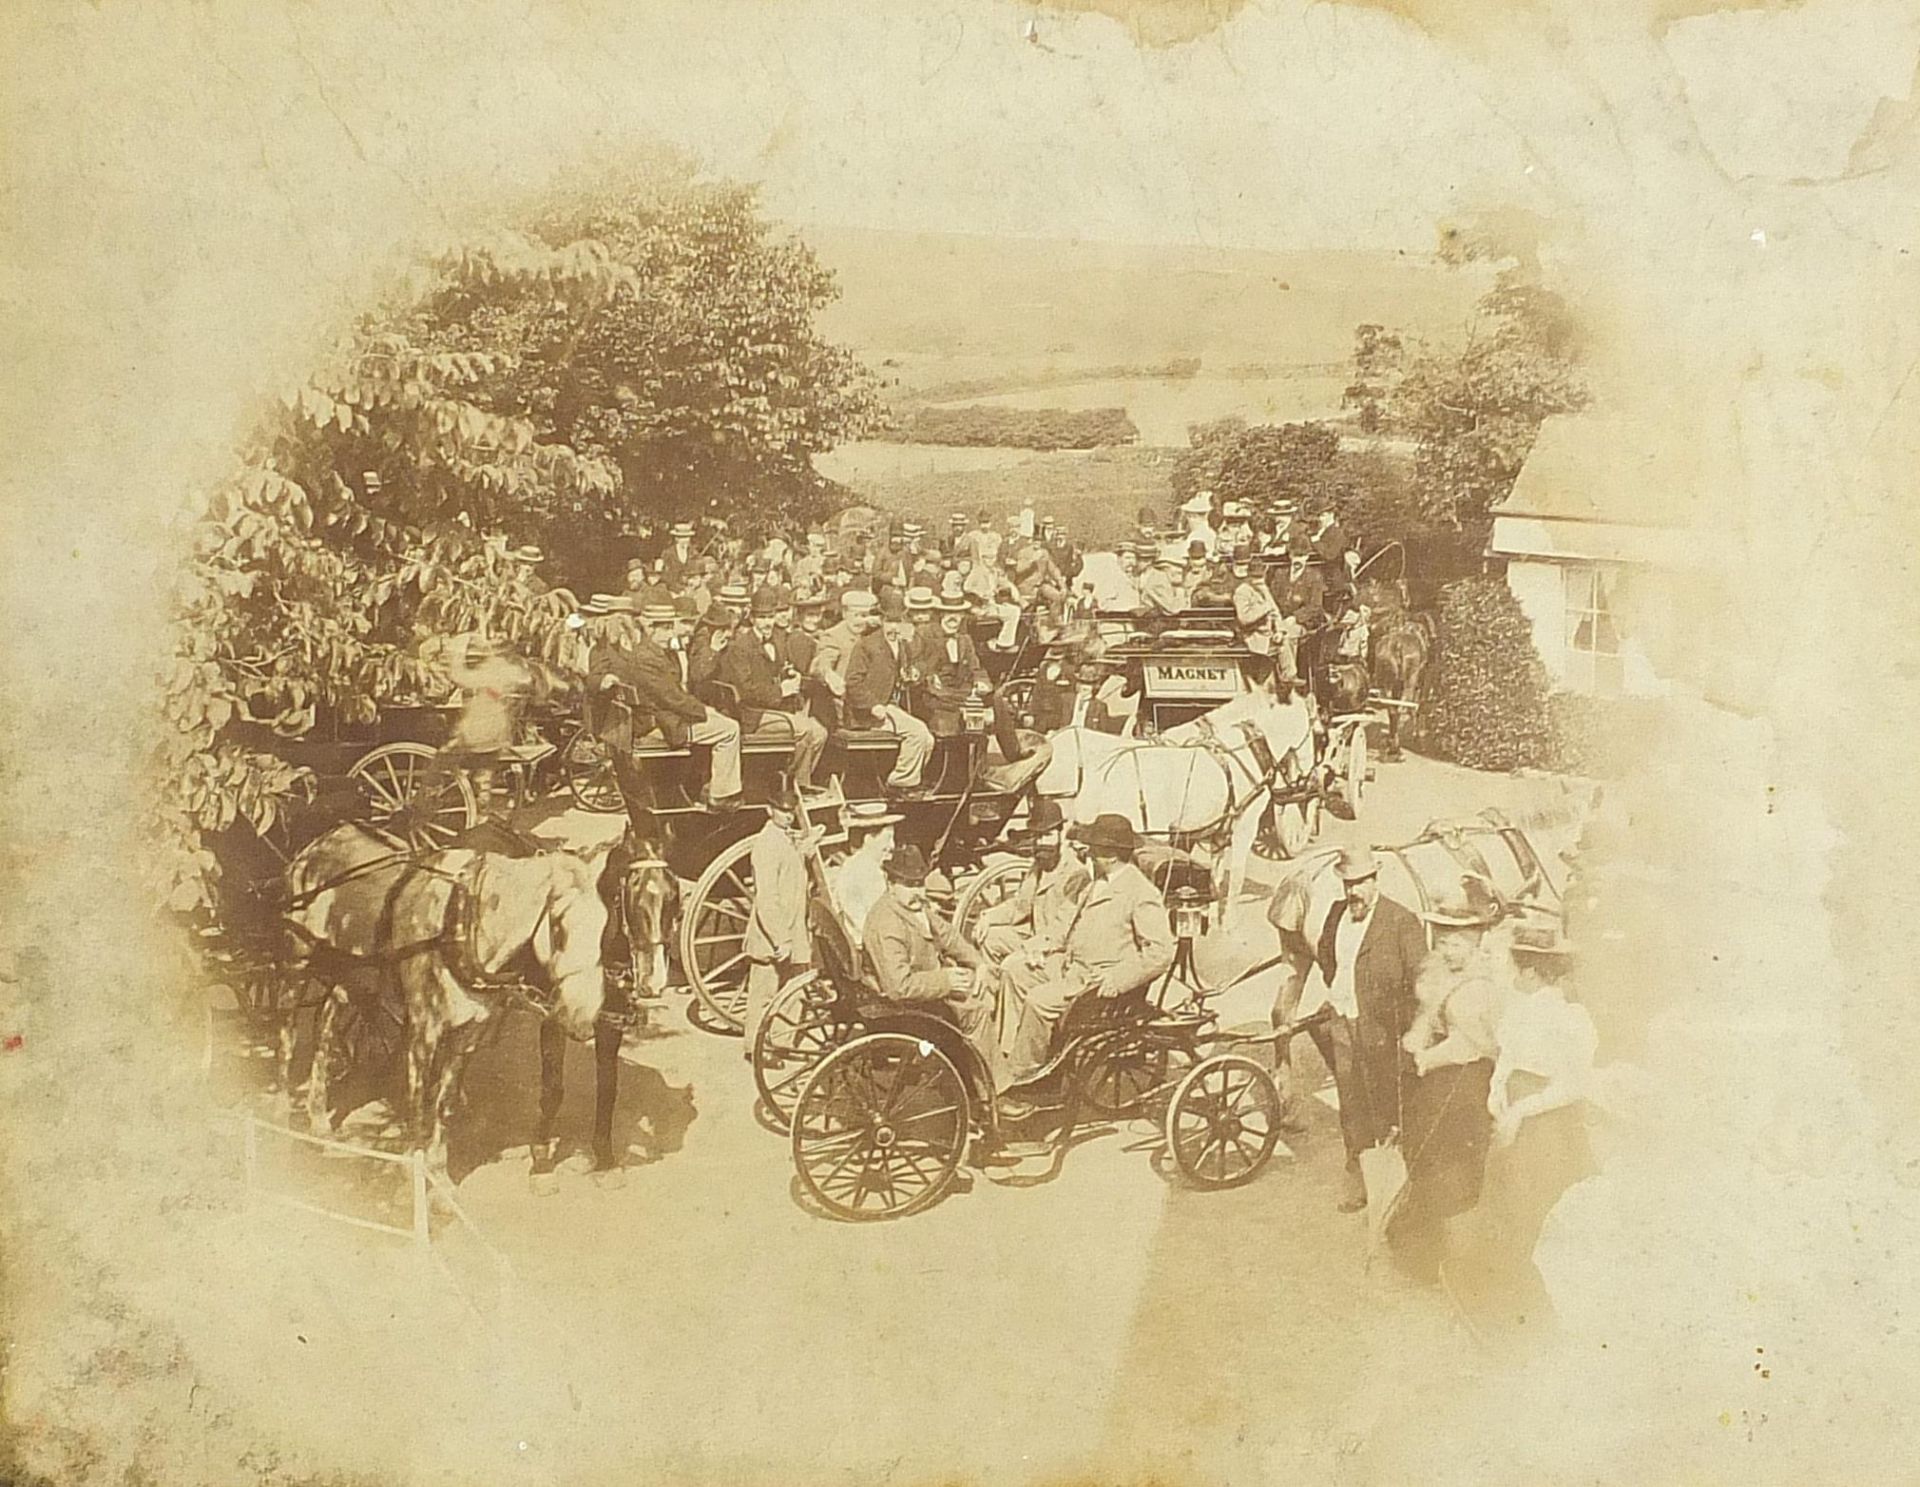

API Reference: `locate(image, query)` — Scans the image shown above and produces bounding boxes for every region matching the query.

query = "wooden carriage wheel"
[347,743,477,850]
[791,1033,971,1222]
[560,725,624,814]
[1164,1053,1283,1190]
[952,857,1028,944]
[751,971,863,1132]
[680,835,756,1034]
[1340,724,1368,816]
[1075,1031,1194,1121]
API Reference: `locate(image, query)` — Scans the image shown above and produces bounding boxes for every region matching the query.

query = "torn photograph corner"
[3,1,1919,1483]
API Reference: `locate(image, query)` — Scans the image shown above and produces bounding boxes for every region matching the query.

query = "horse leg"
[426,1020,485,1188]
[1223,798,1262,929]
[590,1019,625,1189]
[530,1018,566,1195]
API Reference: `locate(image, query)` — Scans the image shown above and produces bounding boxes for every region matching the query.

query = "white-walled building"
[1491,412,1712,698]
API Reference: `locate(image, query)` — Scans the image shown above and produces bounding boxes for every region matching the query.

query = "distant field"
[944,371,1350,446]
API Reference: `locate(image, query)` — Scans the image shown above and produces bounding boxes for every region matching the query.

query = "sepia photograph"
[4,2,1920,1483]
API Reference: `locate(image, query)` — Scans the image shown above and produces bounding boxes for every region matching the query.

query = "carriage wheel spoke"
[700,949,748,982]
[891,1102,961,1128]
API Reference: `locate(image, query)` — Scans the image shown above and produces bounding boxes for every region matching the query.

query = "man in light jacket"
[742,794,813,1050]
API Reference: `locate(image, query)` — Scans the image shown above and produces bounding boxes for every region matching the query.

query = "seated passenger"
[717,588,829,796]
[861,846,999,1079]
[996,814,1175,1115]
[911,589,988,737]
[584,598,743,811]
[974,800,1089,965]
[1136,543,1189,617]
[844,589,935,797]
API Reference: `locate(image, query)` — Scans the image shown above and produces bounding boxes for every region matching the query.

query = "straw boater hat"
[1070,813,1138,855]
[1421,876,1500,928]
[584,592,638,616]
[668,521,695,539]
[905,585,938,613]
[937,571,968,608]
[639,601,678,627]
[794,589,827,611]
[903,520,924,539]
[845,800,905,831]
[1180,492,1214,517]
[715,580,750,609]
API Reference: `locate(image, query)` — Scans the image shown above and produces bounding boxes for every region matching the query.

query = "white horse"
[282,822,613,1181]
[1033,684,1315,921]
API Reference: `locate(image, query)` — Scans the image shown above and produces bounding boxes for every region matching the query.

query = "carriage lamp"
[1170,885,1210,943]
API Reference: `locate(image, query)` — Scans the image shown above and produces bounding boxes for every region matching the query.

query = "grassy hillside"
[806,225,1491,393]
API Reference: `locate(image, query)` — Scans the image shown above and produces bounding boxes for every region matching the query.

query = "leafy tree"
[1387,268,1588,575]
[1170,419,1340,512]
[153,173,879,911]
[1342,323,1404,434]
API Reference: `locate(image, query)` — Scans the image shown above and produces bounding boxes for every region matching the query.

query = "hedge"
[894,404,1139,450]
[1424,576,1560,771]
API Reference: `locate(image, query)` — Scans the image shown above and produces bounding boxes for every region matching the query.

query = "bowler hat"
[750,588,781,617]
[883,845,931,884]
[878,588,908,621]
[1335,846,1381,882]
[1027,798,1066,834]
[1071,813,1137,855]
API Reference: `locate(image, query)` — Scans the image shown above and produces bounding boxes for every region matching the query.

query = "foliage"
[893,403,1137,450]
[1169,419,1340,510]
[1424,576,1560,771]
[1386,269,1588,576]
[1546,691,1667,779]
[413,174,883,576]
[1342,323,1404,434]
[152,170,879,912]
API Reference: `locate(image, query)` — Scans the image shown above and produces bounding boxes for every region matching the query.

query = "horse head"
[608,820,677,1000]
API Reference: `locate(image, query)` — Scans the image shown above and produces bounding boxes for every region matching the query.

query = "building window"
[1563,564,1624,695]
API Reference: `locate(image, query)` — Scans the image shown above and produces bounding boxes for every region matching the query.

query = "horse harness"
[280,842,573,1027]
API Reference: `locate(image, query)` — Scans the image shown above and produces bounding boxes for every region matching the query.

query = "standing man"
[1231,554,1284,657]
[845,588,934,796]
[586,599,743,811]
[1269,547,1328,693]
[1310,505,1358,602]
[790,528,831,599]
[997,814,1174,1114]
[861,845,999,1074]
[1178,491,1219,557]
[1291,846,1427,1213]
[655,521,698,591]
[742,792,813,1050]
[717,588,829,796]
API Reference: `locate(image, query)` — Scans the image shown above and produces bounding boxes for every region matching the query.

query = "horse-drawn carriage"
[752,850,1300,1221]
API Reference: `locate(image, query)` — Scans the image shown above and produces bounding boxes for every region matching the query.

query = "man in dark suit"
[1268,549,1329,700]
[586,598,743,809]
[717,588,828,794]
[845,589,933,793]
[653,521,698,592]
[1294,845,1427,1211]
[911,593,988,737]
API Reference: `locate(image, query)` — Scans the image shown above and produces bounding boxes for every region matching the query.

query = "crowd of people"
[546,490,1374,811]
